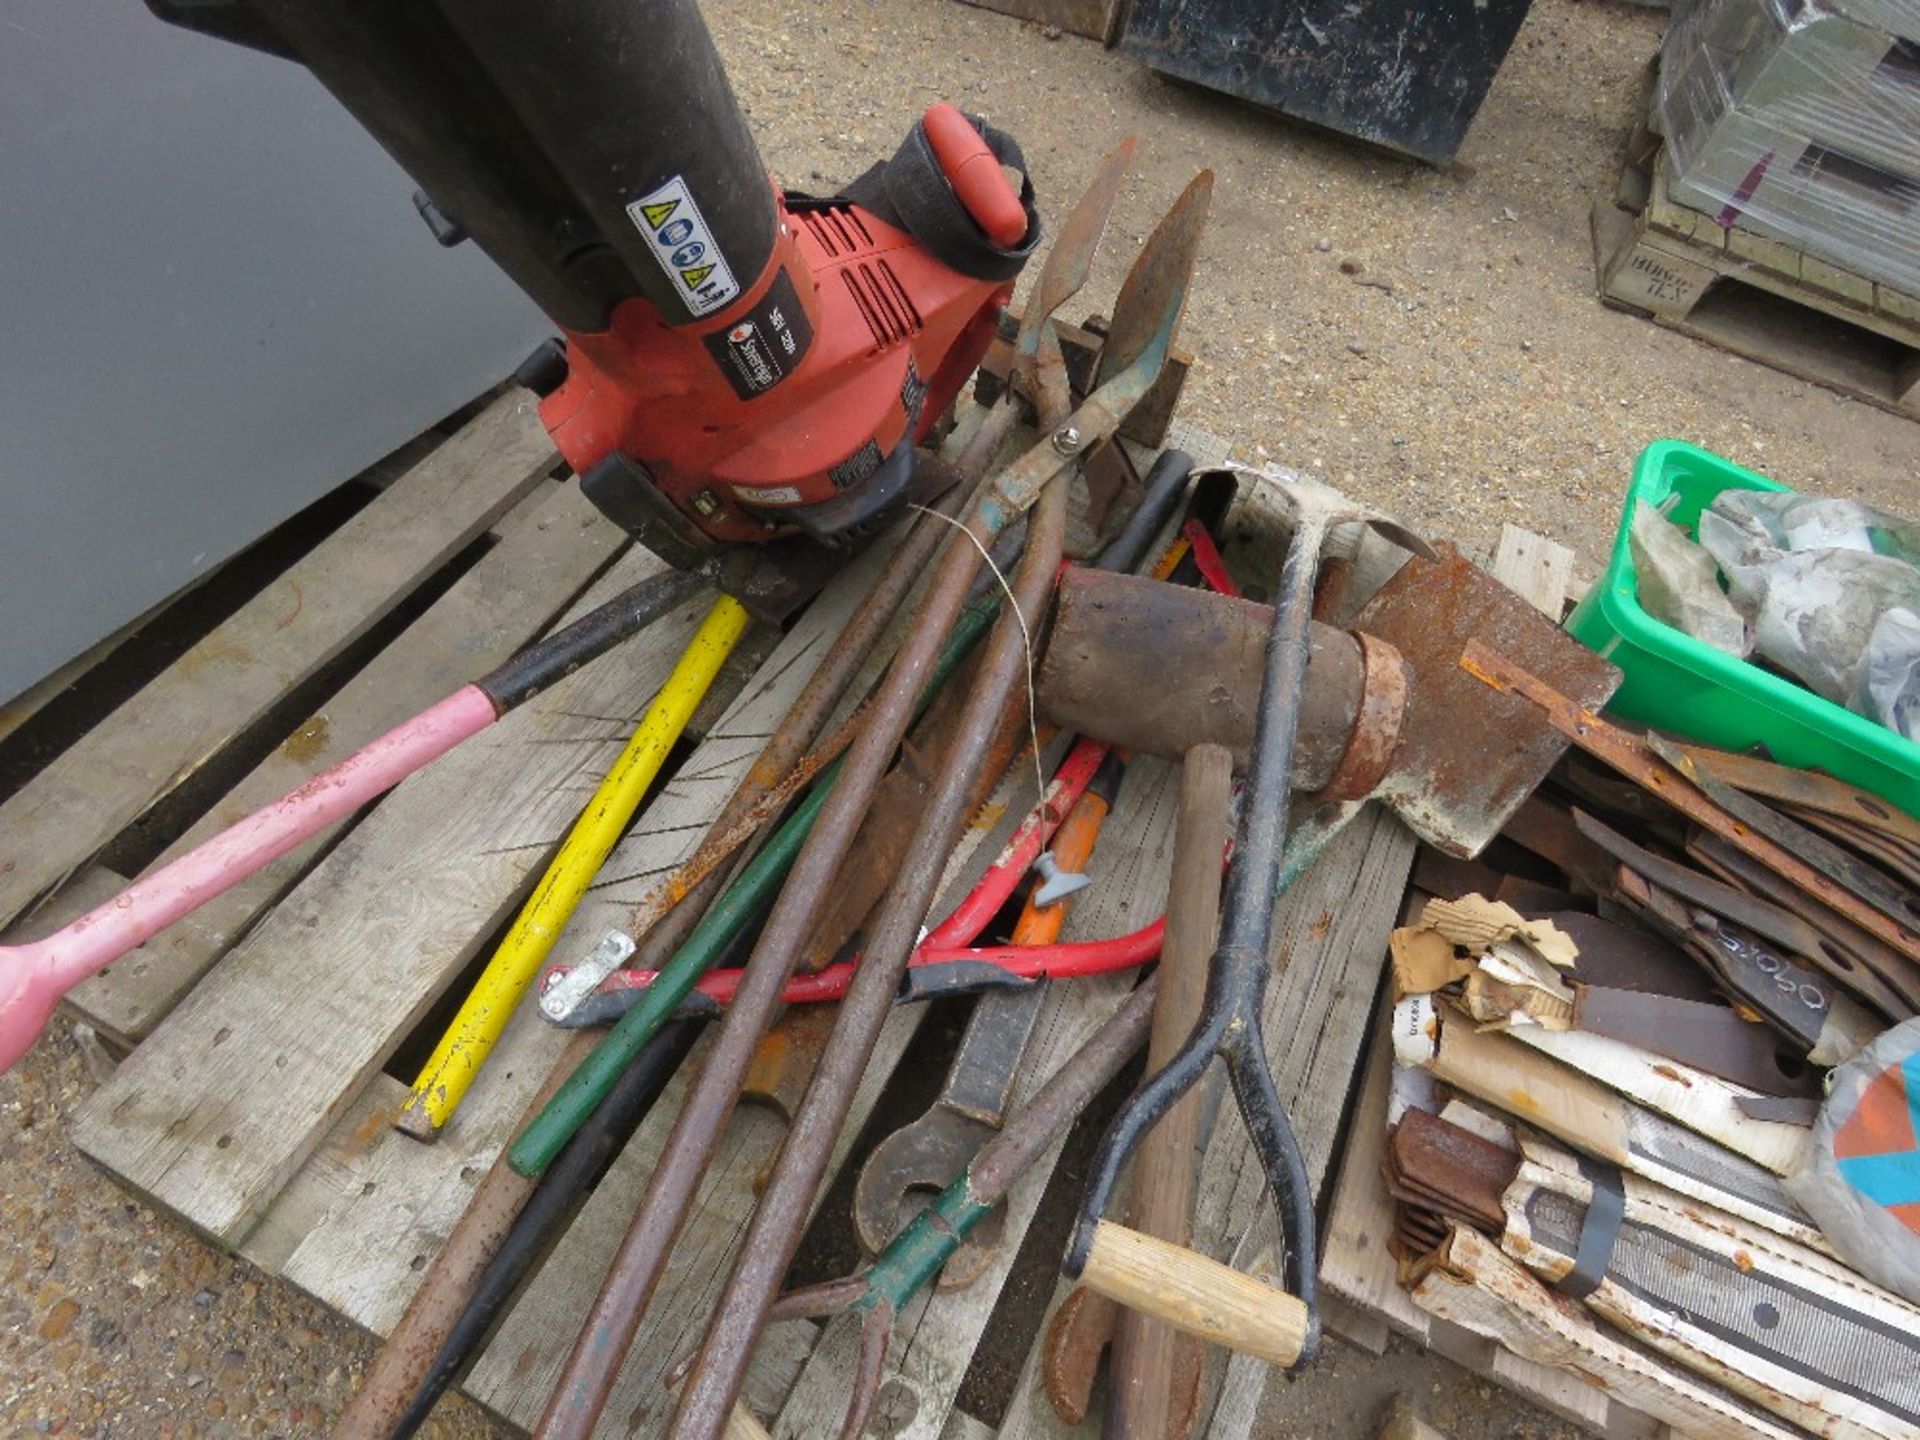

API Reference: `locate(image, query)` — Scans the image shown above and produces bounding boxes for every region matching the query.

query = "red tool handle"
[923,103,1027,248]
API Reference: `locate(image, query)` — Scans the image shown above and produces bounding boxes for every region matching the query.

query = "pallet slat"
[0,393,557,934]
[71,546,694,1246]
[65,481,625,1045]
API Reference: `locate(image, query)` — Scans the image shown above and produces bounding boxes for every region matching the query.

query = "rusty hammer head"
[1036,545,1619,857]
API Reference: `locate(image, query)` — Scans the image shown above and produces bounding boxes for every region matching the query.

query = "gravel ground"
[5,1,1911,1436]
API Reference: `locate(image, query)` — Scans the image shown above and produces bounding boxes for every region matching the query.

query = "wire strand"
[908,505,1047,810]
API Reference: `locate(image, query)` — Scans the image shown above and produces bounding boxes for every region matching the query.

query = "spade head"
[1351,542,1620,856]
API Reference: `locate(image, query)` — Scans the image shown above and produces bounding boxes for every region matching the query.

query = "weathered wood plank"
[1491,524,1576,623]
[773,756,1183,1440]
[0,392,557,932]
[267,542,900,1333]
[65,481,625,1045]
[240,1074,408,1276]
[71,545,695,1246]
[1318,994,1428,1348]
[1191,808,1419,1438]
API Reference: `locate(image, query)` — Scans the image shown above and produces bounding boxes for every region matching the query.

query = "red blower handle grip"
[922,103,1028,248]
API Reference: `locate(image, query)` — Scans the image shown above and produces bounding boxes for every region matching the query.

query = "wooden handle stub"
[1080,1221,1309,1368]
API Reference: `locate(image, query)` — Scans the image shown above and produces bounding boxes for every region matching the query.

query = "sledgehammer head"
[1036,545,1619,857]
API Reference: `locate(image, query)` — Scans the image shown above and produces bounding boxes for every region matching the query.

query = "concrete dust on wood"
[5,0,1908,1434]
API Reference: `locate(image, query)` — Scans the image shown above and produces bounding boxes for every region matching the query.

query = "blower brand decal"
[627,176,739,317]
[702,269,814,400]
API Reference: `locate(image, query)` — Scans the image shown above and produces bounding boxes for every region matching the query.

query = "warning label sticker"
[626,176,739,318]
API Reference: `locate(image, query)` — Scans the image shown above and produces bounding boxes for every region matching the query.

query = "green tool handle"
[853,1176,996,1316]
[508,597,999,1177]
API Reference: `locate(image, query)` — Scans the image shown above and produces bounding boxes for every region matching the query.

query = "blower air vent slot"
[796,205,874,258]
[842,260,922,349]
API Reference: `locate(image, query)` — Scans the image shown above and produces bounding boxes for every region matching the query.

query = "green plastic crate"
[1565,439,1920,818]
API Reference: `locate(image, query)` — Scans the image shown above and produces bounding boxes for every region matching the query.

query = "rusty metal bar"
[667,471,1073,1439]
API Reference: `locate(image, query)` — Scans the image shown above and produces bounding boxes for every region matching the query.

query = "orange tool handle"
[923,103,1027,248]
[1009,783,1112,947]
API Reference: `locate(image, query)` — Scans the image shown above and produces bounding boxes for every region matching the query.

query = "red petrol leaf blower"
[149,0,1040,574]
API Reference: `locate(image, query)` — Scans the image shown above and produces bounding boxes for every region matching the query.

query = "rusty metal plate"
[1383,1107,1519,1232]
[1352,544,1619,858]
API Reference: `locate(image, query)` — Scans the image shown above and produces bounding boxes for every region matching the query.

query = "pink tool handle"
[0,684,499,1072]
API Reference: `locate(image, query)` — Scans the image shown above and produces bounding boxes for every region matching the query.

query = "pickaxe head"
[1200,463,1435,562]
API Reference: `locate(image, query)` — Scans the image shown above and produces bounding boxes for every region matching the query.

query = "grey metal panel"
[0,0,551,698]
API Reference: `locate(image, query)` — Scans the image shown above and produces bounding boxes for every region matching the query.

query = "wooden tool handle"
[1080,1220,1309,1368]
[725,1404,772,1440]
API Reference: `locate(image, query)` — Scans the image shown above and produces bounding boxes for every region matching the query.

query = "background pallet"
[1591,142,1920,422]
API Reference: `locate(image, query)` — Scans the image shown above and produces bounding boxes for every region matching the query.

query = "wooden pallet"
[1316,528,1703,1440]
[11,397,1545,1437]
[1591,142,1920,421]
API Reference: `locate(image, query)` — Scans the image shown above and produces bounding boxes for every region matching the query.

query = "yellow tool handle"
[399,592,749,1138]
[1079,1221,1309,1368]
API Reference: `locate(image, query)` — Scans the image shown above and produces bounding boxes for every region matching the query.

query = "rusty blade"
[1463,639,1920,966]
[1095,169,1213,390]
[1018,136,1137,364]
[1672,743,1920,850]
[1352,544,1621,858]
[1646,735,1920,937]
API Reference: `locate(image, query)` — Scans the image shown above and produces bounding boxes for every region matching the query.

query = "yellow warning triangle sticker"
[639,199,680,230]
[680,263,716,290]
